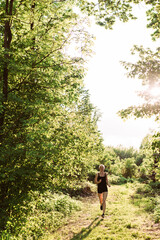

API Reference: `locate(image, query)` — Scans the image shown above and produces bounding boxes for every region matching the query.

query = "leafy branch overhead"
[118,46,160,120]
[77,0,160,36]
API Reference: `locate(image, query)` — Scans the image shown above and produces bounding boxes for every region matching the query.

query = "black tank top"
[97,173,108,193]
[98,173,106,185]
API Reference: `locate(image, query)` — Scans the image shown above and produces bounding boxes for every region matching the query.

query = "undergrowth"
[130,182,160,223]
[1,181,159,240]
[0,191,82,240]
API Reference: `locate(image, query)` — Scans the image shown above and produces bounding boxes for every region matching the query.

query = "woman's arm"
[94,173,101,184]
[106,173,111,187]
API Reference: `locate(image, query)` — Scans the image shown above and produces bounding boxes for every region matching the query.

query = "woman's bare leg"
[102,192,108,214]
[98,193,103,205]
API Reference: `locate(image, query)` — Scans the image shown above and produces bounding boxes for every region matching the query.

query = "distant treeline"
[98,137,160,185]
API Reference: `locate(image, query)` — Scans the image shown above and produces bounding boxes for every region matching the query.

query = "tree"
[146,0,160,40]
[0,0,100,231]
[119,46,160,120]
[113,145,138,160]
[113,0,160,120]
[121,157,137,178]
[138,134,154,180]
[78,0,160,37]
[116,1,160,182]
[51,90,104,190]
[102,146,139,177]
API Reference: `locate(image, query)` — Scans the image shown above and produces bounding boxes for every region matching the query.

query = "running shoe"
[100,204,103,210]
[102,213,104,218]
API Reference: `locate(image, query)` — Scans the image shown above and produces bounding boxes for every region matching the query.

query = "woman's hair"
[99,164,105,170]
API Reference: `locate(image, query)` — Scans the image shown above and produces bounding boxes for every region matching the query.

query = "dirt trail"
[45,185,160,240]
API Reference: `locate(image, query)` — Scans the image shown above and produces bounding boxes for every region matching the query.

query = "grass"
[43,183,160,240]
[3,182,159,239]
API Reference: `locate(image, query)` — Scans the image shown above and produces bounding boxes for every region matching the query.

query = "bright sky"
[84,4,160,149]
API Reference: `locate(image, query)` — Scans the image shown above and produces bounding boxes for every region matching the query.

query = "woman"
[94,164,111,218]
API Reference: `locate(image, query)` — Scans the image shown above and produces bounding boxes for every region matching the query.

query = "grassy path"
[44,184,160,240]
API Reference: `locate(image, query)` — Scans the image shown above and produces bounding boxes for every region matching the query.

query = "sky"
[84,4,160,149]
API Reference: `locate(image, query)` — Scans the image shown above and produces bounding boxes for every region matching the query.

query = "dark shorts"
[98,186,108,194]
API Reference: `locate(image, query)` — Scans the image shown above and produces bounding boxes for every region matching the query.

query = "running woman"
[94,164,111,218]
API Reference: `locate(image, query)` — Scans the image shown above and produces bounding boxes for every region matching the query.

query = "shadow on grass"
[71,216,103,240]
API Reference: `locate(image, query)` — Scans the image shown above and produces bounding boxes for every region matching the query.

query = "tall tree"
[0,0,98,230]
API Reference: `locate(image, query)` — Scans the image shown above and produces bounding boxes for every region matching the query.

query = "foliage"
[138,134,160,182]
[101,142,159,182]
[146,0,160,40]
[151,132,160,181]
[0,0,104,232]
[111,158,123,176]
[102,146,139,179]
[77,0,160,39]
[99,146,119,173]
[109,175,127,185]
[132,182,160,223]
[121,157,137,178]
[154,197,160,223]
[0,191,82,240]
[117,1,160,183]
[113,146,138,161]
[77,0,138,29]
[137,135,154,179]
[0,0,159,236]
[119,46,160,120]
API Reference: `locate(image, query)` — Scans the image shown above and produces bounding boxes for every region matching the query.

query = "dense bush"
[110,159,123,176]
[102,146,140,179]
[131,183,160,224]
[109,175,127,185]
[0,191,81,240]
[154,197,160,223]
[87,169,98,182]
[121,158,137,178]
[136,184,153,195]
[149,182,160,193]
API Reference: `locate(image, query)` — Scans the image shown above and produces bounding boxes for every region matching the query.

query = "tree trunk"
[0,1,14,227]
[0,0,14,129]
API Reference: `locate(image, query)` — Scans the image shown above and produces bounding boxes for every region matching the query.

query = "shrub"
[87,169,97,182]
[121,158,137,178]
[144,197,156,212]
[150,182,160,191]
[136,184,153,195]
[127,178,134,183]
[138,166,148,180]
[109,175,127,185]
[0,191,81,240]
[54,194,81,216]
[131,183,160,224]
[111,160,123,176]
[153,197,160,223]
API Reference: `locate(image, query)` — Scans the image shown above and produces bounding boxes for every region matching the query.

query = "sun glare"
[150,86,160,97]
